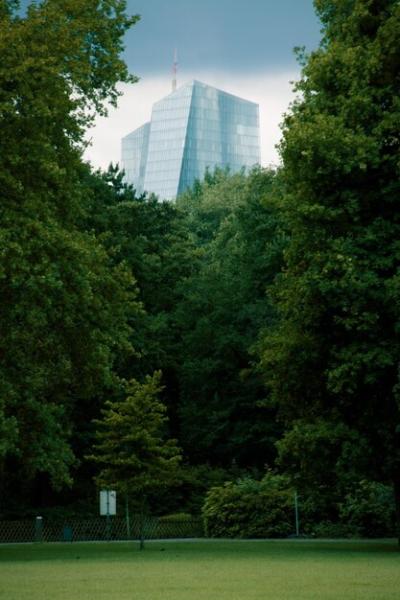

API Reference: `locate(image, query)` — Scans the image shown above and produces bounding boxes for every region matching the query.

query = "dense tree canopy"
[175,168,285,468]
[260,0,400,534]
[2,0,398,541]
[82,165,195,382]
[0,0,140,500]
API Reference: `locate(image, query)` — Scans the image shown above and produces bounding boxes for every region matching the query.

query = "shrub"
[146,464,234,517]
[311,521,356,538]
[202,473,294,538]
[339,480,395,538]
[158,512,193,522]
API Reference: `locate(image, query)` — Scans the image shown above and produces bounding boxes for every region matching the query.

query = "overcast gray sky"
[124,0,321,76]
[22,1,322,169]
[86,0,322,169]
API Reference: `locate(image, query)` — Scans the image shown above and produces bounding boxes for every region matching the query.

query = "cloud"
[83,70,300,171]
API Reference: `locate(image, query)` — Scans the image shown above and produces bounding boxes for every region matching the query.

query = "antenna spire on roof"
[172,48,178,92]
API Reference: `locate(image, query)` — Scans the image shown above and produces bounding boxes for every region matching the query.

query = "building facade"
[121,80,260,200]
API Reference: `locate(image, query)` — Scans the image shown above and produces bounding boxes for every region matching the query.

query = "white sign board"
[100,490,117,516]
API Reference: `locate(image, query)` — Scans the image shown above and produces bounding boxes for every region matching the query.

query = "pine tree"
[89,372,182,546]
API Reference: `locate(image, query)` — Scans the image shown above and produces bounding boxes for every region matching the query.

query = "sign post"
[100,490,116,540]
[35,516,43,543]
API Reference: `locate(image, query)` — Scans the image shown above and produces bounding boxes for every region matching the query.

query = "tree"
[81,165,195,381]
[260,0,400,539]
[89,372,182,546]
[0,0,140,506]
[80,165,197,464]
[175,168,285,467]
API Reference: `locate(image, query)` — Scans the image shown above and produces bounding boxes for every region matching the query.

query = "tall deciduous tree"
[0,0,140,500]
[260,0,400,537]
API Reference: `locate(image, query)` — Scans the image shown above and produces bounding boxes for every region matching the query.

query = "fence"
[0,517,204,544]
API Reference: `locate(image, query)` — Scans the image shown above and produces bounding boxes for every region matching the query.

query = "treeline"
[1,1,399,539]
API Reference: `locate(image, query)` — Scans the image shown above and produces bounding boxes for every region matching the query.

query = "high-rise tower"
[121,80,260,200]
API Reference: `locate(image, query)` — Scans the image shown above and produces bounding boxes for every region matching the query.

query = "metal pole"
[139,496,145,550]
[125,495,131,539]
[106,491,110,541]
[294,491,300,537]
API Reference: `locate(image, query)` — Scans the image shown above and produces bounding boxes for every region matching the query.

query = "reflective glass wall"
[178,81,260,195]
[144,84,192,199]
[121,81,260,200]
[121,122,150,194]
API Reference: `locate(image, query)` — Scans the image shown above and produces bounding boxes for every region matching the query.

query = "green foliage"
[307,480,395,539]
[259,0,400,536]
[310,522,356,539]
[276,419,374,522]
[89,372,182,499]
[5,0,398,536]
[170,464,238,516]
[175,168,285,467]
[0,1,137,219]
[339,480,395,538]
[157,512,193,522]
[82,164,194,381]
[0,398,18,458]
[203,472,293,538]
[80,164,286,513]
[0,0,139,496]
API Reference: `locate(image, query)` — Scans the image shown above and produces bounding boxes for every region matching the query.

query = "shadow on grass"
[0,539,398,563]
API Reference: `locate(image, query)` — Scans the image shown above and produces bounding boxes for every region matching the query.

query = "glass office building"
[121,122,150,195]
[121,80,260,200]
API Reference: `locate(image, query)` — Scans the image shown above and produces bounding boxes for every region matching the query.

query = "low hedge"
[202,474,294,538]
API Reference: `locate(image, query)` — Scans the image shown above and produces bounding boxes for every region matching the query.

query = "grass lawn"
[0,539,399,600]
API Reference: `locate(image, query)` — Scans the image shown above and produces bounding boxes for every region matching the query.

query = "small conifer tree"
[89,371,182,548]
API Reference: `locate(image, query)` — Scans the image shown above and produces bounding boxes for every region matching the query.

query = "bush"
[311,521,357,538]
[202,473,294,538]
[145,464,239,517]
[158,512,193,522]
[339,480,395,538]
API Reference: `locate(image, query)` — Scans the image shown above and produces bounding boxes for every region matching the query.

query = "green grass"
[0,539,399,600]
